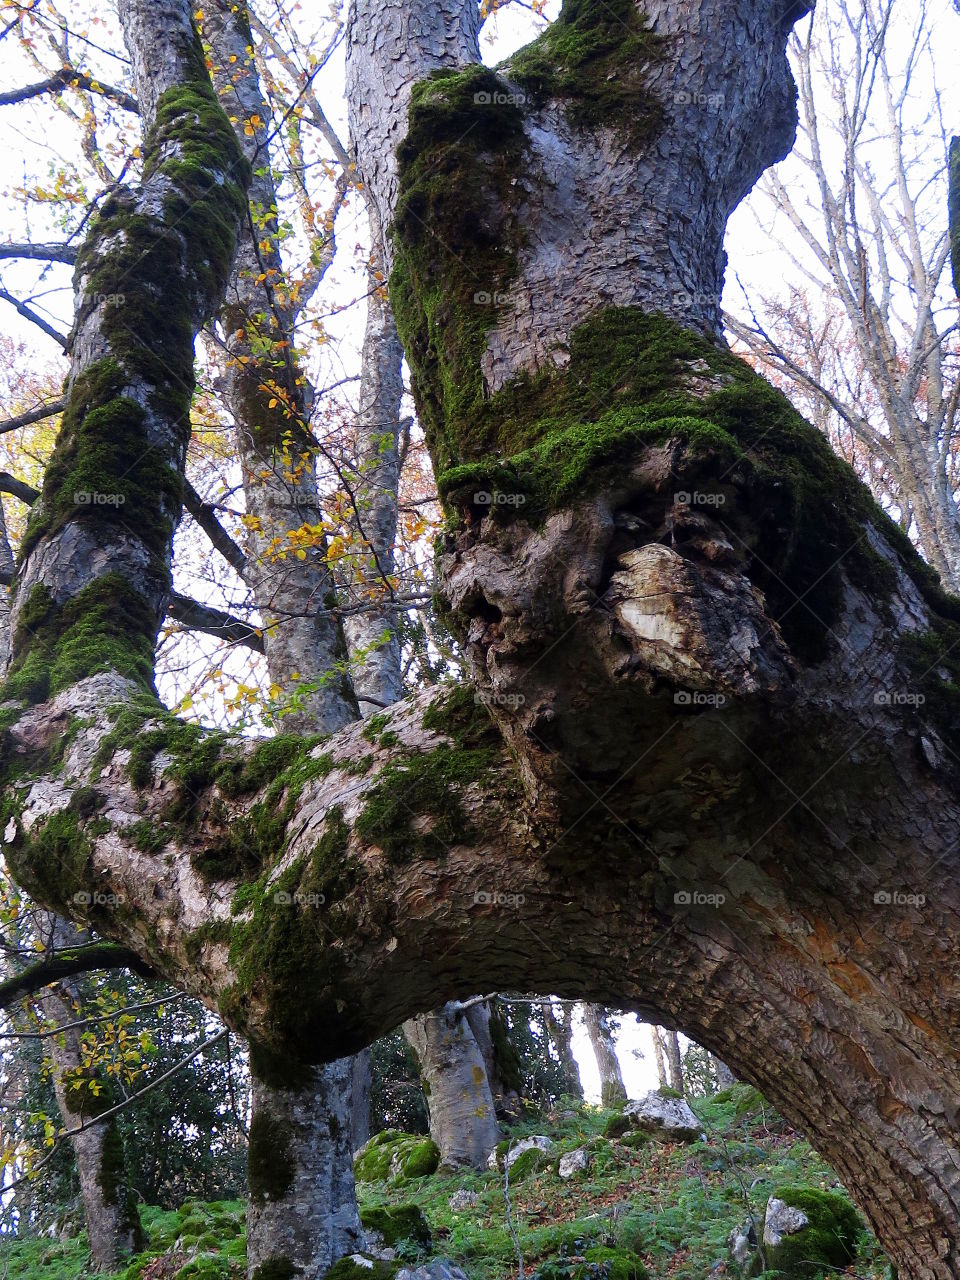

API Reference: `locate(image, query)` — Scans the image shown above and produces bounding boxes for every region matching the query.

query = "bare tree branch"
[166,590,264,652]
[0,287,68,349]
[0,68,138,113]
[0,944,153,1011]
[0,242,77,265]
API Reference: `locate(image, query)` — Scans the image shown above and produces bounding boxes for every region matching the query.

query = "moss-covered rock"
[360,1203,431,1248]
[353,1131,441,1184]
[713,1083,767,1117]
[755,1187,863,1279]
[321,1256,397,1279]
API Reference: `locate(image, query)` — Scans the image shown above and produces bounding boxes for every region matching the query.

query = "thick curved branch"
[0,473,40,505]
[0,943,153,1010]
[0,68,138,113]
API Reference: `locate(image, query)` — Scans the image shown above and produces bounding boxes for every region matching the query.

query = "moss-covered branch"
[0,943,153,1010]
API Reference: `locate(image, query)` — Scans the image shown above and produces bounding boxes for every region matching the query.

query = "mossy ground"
[2,1098,889,1280]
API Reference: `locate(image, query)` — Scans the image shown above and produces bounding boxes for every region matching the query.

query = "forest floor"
[0,1085,890,1280]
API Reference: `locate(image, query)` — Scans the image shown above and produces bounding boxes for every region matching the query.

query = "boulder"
[622,1090,703,1143]
[395,1263,471,1280]
[505,1135,554,1168]
[728,1217,758,1269]
[558,1145,593,1179]
[763,1198,809,1247]
[448,1189,478,1211]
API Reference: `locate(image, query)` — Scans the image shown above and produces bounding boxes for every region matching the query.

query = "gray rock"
[396,1262,471,1280]
[622,1091,704,1143]
[763,1197,809,1247]
[558,1146,592,1179]
[504,1135,555,1168]
[448,1188,479,1211]
[728,1217,757,1268]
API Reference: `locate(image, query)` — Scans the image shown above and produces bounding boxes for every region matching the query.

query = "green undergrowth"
[505,0,664,145]
[0,1096,888,1280]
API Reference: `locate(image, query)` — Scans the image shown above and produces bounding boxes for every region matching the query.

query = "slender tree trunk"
[582,1005,627,1106]
[541,999,583,1100]
[651,1027,668,1090]
[403,1004,500,1169]
[34,917,142,1269]
[663,1029,685,1095]
[203,7,361,1271]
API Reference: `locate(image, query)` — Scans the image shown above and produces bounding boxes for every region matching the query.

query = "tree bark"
[582,1005,627,1106]
[712,1054,736,1090]
[246,1056,361,1280]
[8,2,960,1277]
[464,998,523,1122]
[403,1003,500,1169]
[541,999,583,1100]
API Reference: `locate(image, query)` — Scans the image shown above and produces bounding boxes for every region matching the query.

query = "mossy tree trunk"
[582,1006,627,1107]
[403,1003,501,1169]
[6,1,960,1277]
[203,6,362,1274]
[34,916,143,1270]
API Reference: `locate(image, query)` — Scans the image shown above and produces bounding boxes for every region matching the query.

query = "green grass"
[0,1098,890,1280]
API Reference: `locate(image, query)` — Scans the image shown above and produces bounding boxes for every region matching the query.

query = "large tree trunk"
[582,1005,627,1106]
[8,2,960,1277]
[403,1003,500,1169]
[34,917,143,1269]
[464,999,523,1122]
[246,1056,360,1280]
[541,1000,583,1100]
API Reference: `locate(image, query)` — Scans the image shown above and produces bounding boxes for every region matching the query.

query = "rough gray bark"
[403,1003,500,1169]
[342,223,404,712]
[712,1054,736,1090]
[34,916,142,1269]
[464,999,522,1122]
[582,1005,627,1106]
[7,2,960,1277]
[541,1000,583,1100]
[246,1057,361,1280]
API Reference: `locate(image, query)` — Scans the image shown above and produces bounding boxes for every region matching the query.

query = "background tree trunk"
[541,999,583,1100]
[403,1004,500,1169]
[663,1030,685,1095]
[582,1005,627,1106]
[34,917,142,1269]
[464,998,523,1122]
[651,1027,668,1089]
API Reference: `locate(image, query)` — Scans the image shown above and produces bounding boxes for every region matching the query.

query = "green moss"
[353,1131,440,1184]
[756,1186,862,1279]
[8,47,249,703]
[360,1204,431,1248]
[4,809,92,910]
[657,1086,683,1100]
[537,1246,649,1279]
[423,307,954,662]
[507,1147,550,1182]
[713,1082,766,1116]
[3,574,157,704]
[247,1112,295,1204]
[603,1112,633,1139]
[391,65,527,480]
[355,683,505,863]
[506,0,663,145]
